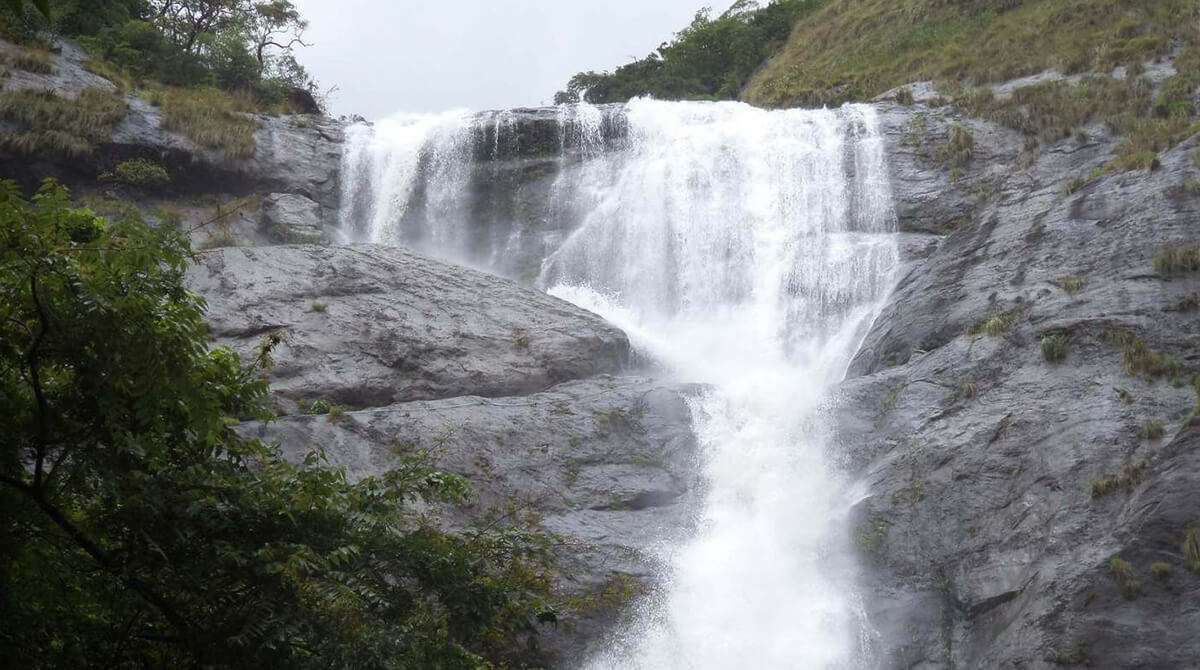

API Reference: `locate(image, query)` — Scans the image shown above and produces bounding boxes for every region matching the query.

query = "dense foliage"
[0,181,554,669]
[1,0,319,112]
[745,0,1200,107]
[554,0,818,104]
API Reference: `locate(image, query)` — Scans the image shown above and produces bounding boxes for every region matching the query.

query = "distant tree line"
[554,0,820,104]
[1,0,321,112]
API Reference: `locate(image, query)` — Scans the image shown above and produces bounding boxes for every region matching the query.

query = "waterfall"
[340,98,899,669]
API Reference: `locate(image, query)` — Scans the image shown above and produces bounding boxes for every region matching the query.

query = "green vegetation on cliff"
[745,0,1199,107]
[555,0,819,104]
[1,0,319,113]
[0,181,553,669]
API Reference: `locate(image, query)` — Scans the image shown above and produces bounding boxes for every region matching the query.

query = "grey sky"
[291,0,706,119]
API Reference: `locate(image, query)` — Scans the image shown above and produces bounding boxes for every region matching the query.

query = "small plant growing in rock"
[936,123,975,169]
[327,405,347,423]
[1090,461,1148,498]
[1115,387,1135,404]
[1049,641,1088,666]
[955,379,977,401]
[102,158,171,188]
[309,301,327,313]
[1057,276,1085,294]
[1153,241,1200,277]
[513,332,531,349]
[1109,557,1141,600]
[1141,419,1165,440]
[1104,328,1183,381]
[970,310,1015,337]
[1165,293,1198,312]
[895,86,915,105]
[1041,332,1069,363]
[1063,176,1089,195]
[1150,562,1172,579]
[1184,524,1200,572]
[301,398,332,415]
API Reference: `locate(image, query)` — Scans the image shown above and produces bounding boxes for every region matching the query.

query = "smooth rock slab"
[188,244,630,409]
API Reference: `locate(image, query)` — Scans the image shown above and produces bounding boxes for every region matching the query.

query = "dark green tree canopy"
[554,0,819,104]
[0,181,553,669]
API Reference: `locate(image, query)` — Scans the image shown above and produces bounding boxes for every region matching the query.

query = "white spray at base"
[341,98,898,669]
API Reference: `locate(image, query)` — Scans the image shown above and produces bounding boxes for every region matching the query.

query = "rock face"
[261,192,327,243]
[0,36,344,232]
[838,101,1200,668]
[191,243,698,667]
[241,374,701,667]
[187,244,630,410]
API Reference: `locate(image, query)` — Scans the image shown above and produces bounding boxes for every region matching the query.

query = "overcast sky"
[291,0,705,119]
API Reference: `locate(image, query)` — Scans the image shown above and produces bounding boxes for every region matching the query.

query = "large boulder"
[187,244,630,411]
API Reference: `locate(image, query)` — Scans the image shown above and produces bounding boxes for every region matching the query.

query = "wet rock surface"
[839,101,1200,669]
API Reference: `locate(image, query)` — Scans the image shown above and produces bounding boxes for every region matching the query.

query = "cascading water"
[340,98,899,669]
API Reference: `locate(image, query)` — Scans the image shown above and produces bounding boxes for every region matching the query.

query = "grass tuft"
[1149,561,1171,579]
[1041,332,1069,363]
[1184,524,1200,572]
[969,309,1016,337]
[1057,276,1085,294]
[158,87,258,160]
[0,87,126,157]
[1153,242,1200,277]
[10,46,53,74]
[936,123,975,169]
[1140,419,1164,440]
[1090,461,1148,498]
[1103,328,1183,381]
[1109,556,1141,600]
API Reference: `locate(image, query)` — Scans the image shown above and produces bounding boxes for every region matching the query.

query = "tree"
[248,0,308,78]
[0,180,553,669]
[1,0,49,17]
[151,0,242,52]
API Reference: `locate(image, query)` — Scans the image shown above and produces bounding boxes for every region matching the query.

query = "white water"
[341,98,898,669]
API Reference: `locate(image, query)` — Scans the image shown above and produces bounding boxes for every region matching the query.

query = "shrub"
[308,300,327,313]
[102,157,171,187]
[1150,562,1172,579]
[895,86,914,105]
[1141,419,1164,440]
[0,179,552,668]
[1109,557,1141,600]
[1041,332,1069,362]
[327,404,346,423]
[160,87,258,159]
[0,87,126,157]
